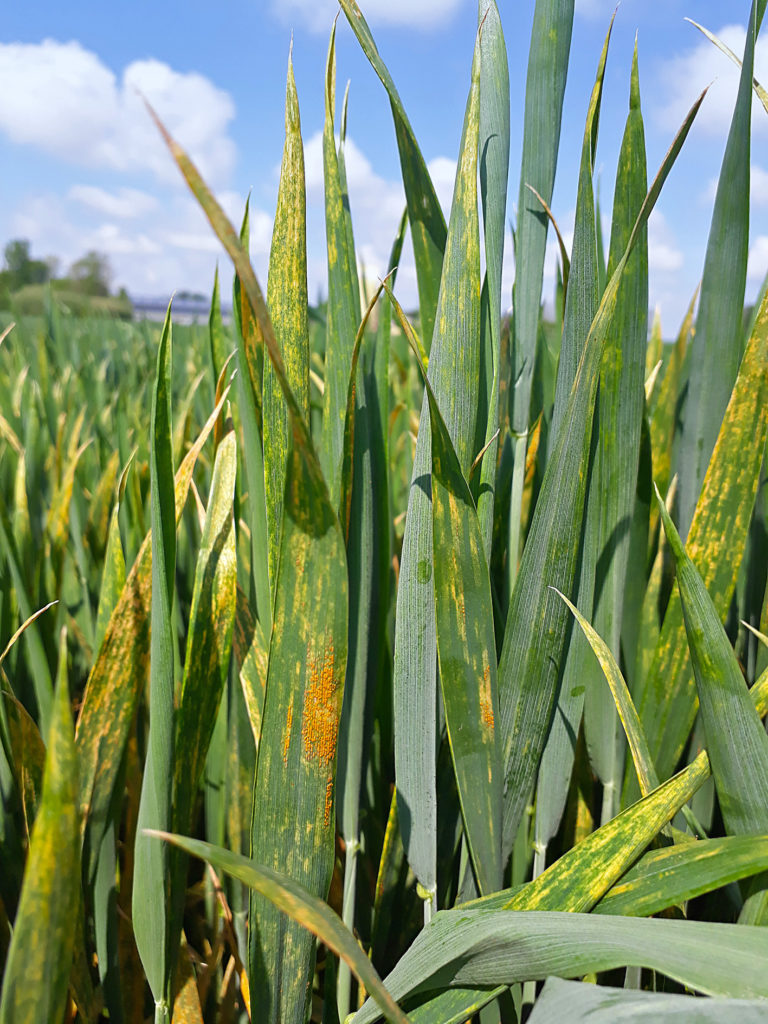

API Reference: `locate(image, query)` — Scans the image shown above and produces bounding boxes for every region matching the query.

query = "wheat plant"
[1,1,768,1022]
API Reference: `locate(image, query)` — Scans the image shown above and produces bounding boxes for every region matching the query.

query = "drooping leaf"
[147,831,411,1024]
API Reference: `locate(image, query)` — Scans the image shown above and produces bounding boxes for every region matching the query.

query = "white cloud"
[272,0,465,34]
[0,40,237,186]
[656,23,768,137]
[68,185,159,219]
[748,235,768,283]
[648,210,683,272]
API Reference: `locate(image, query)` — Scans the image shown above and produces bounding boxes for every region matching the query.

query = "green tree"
[68,250,112,297]
[2,238,51,289]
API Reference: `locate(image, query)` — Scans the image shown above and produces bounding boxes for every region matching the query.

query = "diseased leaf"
[0,628,79,1024]
[148,831,411,1024]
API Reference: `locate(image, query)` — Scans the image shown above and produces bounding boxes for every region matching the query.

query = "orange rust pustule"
[301,639,339,767]
[479,662,495,730]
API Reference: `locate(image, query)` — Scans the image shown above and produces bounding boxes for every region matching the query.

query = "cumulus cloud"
[68,185,159,219]
[272,0,464,34]
[0,39,237,186]
[6,186,272,298]
[655,23,768,137]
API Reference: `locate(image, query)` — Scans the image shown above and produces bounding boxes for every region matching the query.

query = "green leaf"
[336,281,391,1019]
[686,17,768,115]
[132,306,177,1013]
[648,288,695,505]
[208,264,229,386]
[506,0,575,583]
[392,30,482,911]
[387,289,502,896]
[534,15,612,849]
[147,831,411,1024]
[528,978,768,1023]
[0,628,79,1024]
[585,41,648,820]
[476,0,510,554]
[234,200,272,633]
[556,591,659,799]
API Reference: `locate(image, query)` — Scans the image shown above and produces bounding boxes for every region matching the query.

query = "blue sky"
[1,0,766,332]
